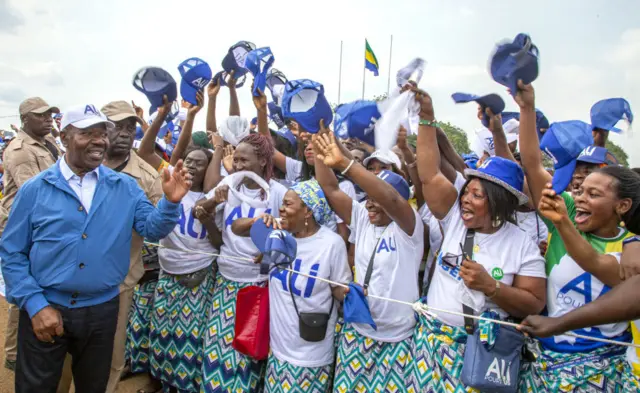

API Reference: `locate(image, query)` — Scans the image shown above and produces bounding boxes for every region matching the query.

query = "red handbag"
[232,285,270,360]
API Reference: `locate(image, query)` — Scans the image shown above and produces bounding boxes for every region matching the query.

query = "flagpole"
[338,40,343,105]
[362,39,366,100]
[387,35,393,95]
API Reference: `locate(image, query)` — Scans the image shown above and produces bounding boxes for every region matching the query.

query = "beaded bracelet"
[419,119,440,128]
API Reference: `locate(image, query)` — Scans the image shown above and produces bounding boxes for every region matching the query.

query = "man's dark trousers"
[15,296,119,393]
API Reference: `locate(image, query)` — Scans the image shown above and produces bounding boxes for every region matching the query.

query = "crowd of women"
[81,56,640,393]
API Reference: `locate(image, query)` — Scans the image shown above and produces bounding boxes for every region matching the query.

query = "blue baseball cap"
[490,33,539,97]
[590,98,633,133]
[577,146,619,166]
[178,58,212,106]
[281,79,333,133]
[250,219,297,273]
[212,70,247,88]
[268,102,286,129]
[266,68,287,105]
[221,41,256,78]
[451,92,505,128]
[334,100,382,146]
[540,120,594,193]
[245,47,275,97]
[132,67,178,115]
[377,170,410,200]
[465,156,528,205]
[275,127,297,150]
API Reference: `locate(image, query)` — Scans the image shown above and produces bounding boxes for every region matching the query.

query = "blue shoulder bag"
[459,229,525,393]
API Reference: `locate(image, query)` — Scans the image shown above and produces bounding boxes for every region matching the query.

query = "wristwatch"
[488,280,501,299]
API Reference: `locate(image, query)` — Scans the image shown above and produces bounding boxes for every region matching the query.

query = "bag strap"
[423,221,445,296]
[364,228,387,290]
[462,229,476,334]
[288,271,334,318]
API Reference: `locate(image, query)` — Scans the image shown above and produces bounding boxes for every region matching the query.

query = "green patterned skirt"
[518,340,627,393]
[149,267,215,392]
[125,279,158,374]
[265,354,333,393]
[201,273,267,393]
[333,323,417,393]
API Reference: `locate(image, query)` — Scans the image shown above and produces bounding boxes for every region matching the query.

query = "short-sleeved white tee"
[349,200,424,342]
[269,226,351,367]
[427,200,546,326]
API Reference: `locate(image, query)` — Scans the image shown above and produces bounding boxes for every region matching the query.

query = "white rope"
[145,242,640,349]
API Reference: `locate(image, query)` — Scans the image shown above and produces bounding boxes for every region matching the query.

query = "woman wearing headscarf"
[148,147,220,393]
[197,133,288,393]
[517,80,640,392]
[230,180,351,393]
[412,87,547,392]
[312,126,424,393]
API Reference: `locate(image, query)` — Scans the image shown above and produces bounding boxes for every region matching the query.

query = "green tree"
[605,140,629,167]
[439,121,471,154]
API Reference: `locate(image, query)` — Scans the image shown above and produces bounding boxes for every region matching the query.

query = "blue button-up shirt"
[0,161,180,318]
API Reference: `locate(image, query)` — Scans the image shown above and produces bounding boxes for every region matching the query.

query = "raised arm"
[138,96,171,170]
[486,109,516,162]
[538,185,621,287]
[252,86,287,173]
[515,81,552,209]
[204,132,225,193]
[414,89,459,220]
[520,274,640,338]
[396,127,424,208]
[228,71,240,116]
[314,130,417,235]
[206,79,221,133]
[131,101,149,133]
[170,91,203,166]
[436,127,467,174]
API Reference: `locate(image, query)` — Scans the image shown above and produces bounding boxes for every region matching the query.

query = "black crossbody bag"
[289,273,334,342]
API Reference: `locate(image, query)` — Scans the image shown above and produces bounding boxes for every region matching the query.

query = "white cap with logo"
[60,104,114,131]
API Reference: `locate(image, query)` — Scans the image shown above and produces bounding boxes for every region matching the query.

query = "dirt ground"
[0,299,149,393]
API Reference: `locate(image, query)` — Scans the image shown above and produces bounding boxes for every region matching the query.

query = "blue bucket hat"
[334,100,382,146]
[540,120,594,193]
[212,70,247,89]
[266,68,287,105]
[590,98,633,133]
[250,219,297,274]
[451,92,505,128]
[221,41,256,78]
[378,170,410,200]
[178,57,212,105]
[132,67,177,115]
[281,79,333,133]
[268,102,286,129]
[490,33,539,97]
[245,47,275,97]
[465,156,528,205]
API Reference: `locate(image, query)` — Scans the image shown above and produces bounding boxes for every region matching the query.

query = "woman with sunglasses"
[412,87,547,392]
[312,126,424,393]
[230,180,351,393]
[517,80,640,392]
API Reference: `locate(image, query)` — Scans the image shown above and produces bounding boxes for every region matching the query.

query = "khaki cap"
[18,97,60,116]
[101,101,144,124]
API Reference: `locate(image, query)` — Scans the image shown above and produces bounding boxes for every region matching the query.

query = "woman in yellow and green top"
[517,79,640,392]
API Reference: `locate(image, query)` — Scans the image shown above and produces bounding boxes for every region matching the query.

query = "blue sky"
[0,0,638,165]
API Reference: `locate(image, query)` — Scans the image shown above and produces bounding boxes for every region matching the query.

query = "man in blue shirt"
[0,103,192,393]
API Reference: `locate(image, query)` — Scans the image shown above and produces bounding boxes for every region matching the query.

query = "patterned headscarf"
[290,180,333,226]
